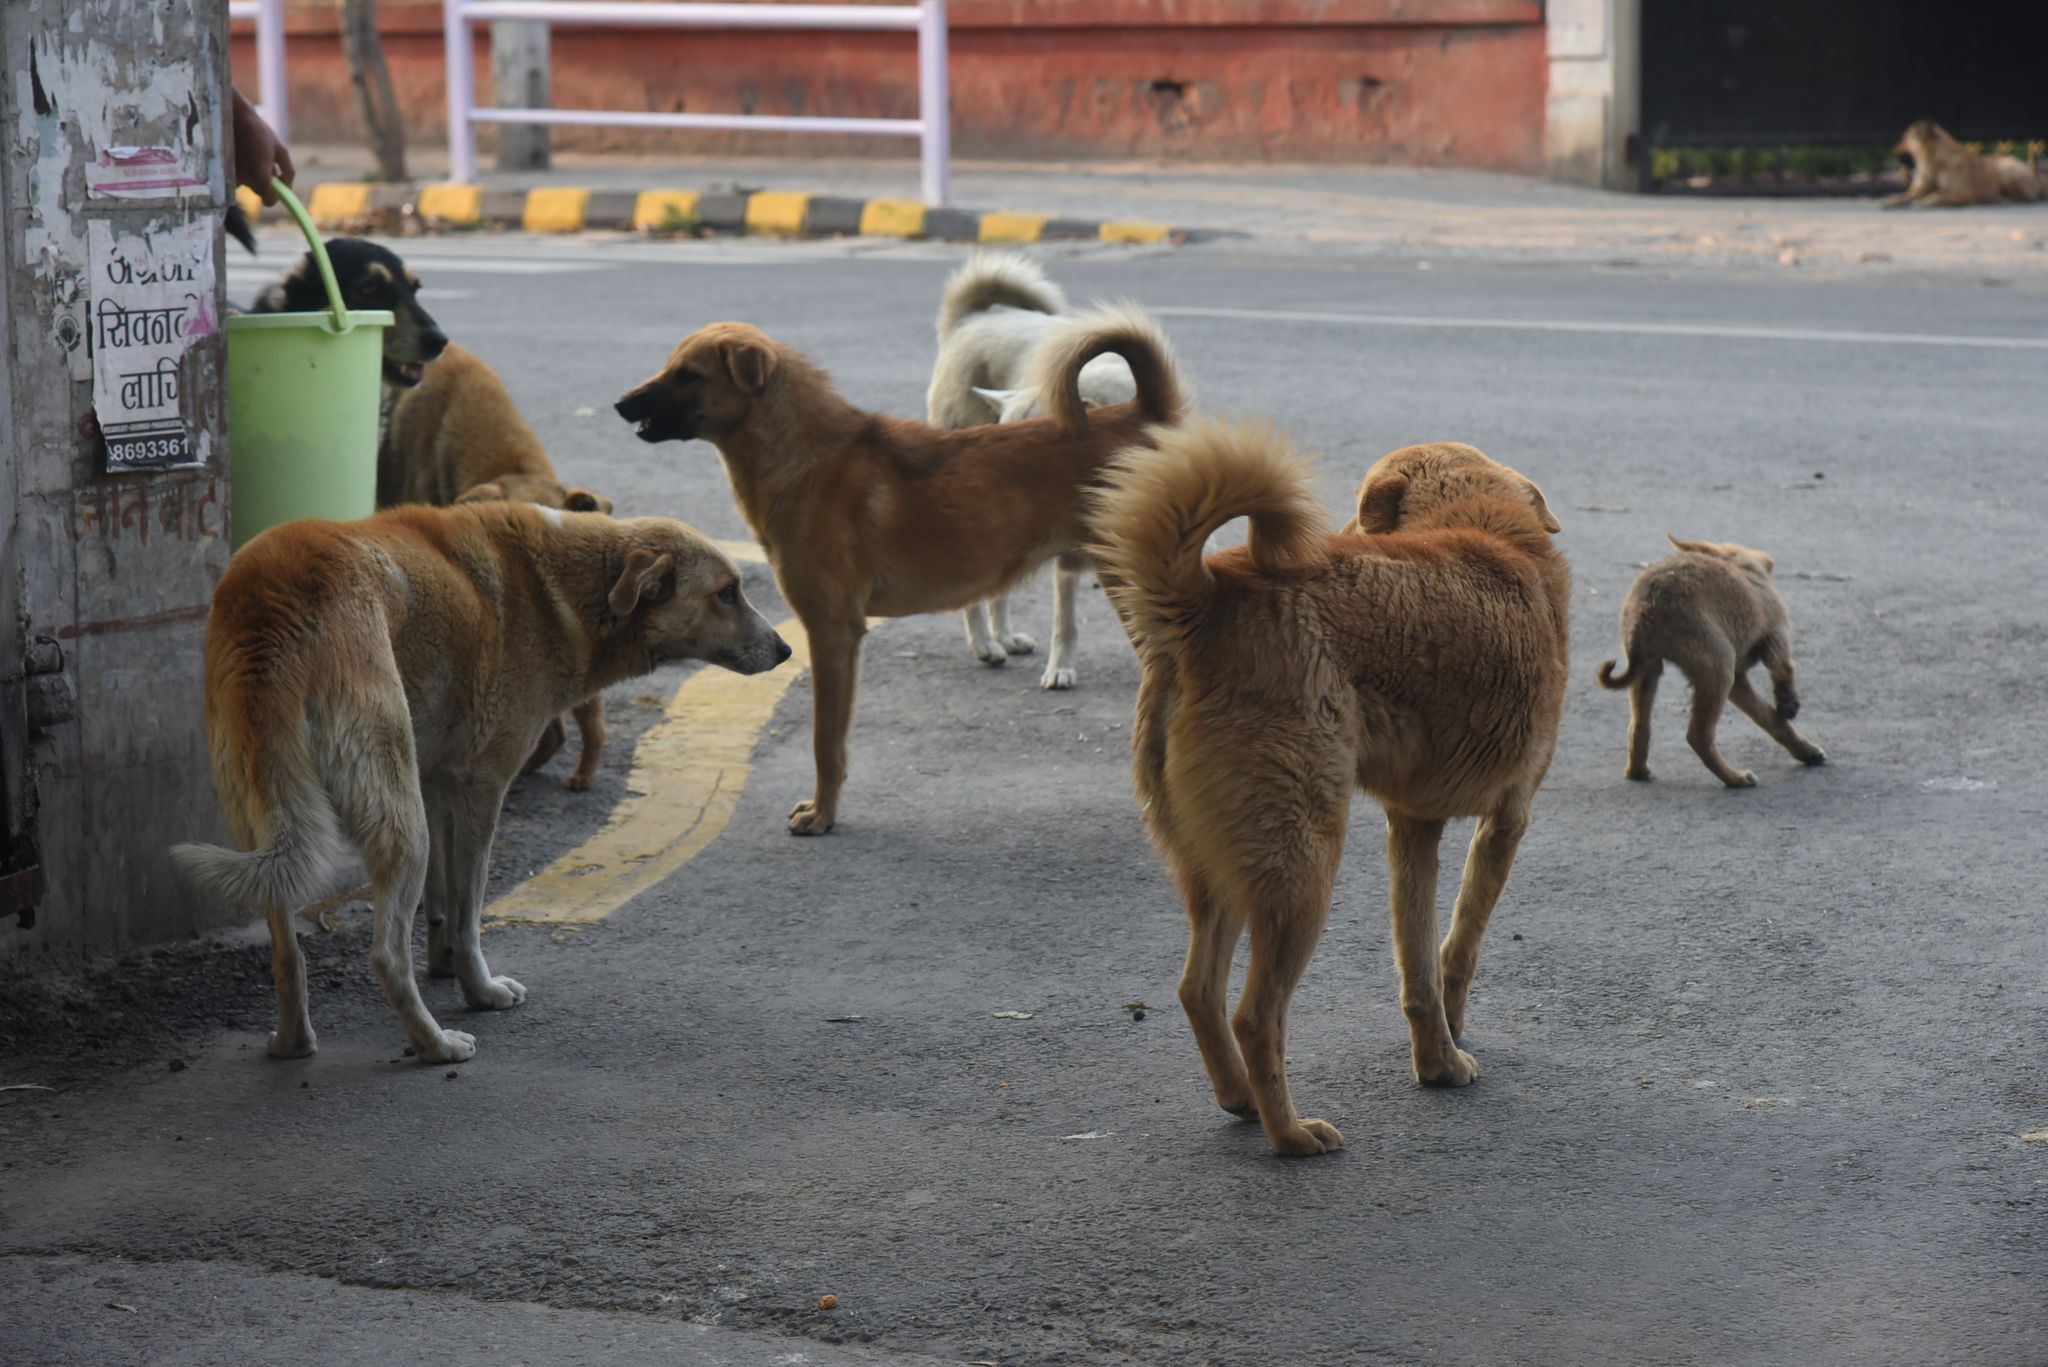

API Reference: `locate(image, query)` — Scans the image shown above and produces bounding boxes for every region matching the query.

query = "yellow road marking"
[1100,220,1173,245]
[524,187,592,234]
[487,536,784,925]
[745,191,812,235]
[308,182,372,224]
[859,198,928,237]
[979,211,1049,244]
[419,183,483,225]
[486,612,812,925]
[633,189,701,232]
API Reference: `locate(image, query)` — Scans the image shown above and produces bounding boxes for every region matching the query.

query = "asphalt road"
[4,232,2046,1366]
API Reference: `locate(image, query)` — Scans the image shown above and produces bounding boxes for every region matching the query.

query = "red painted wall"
[234,0,1546,170]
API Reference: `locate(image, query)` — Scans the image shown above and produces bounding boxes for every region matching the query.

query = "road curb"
[243,180,1195,246]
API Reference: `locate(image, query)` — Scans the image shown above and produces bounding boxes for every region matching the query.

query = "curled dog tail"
[934,251,1067,341]
[1596,658,1634,689]
[1090,417,1330,647]
[1027,302,1187,439]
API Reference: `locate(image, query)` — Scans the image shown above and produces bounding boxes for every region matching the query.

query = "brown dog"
[614,304,1187,835]
[1886,120,2043,208]
[382,340,616,790]
[1598,535,1825,787]
[1092,425,1569,1157]
[170,505,789,1063]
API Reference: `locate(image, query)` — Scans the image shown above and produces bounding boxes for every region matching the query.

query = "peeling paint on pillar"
[2,1,235,961]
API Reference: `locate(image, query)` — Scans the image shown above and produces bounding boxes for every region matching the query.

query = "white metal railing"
[442,1,951,205]
[227,0,290,143]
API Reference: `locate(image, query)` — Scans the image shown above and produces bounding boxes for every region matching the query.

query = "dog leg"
[1730,672,1826,767]
[988,592,1035,657]
[963,603,1007,666]
[1387,813,1478,1087]
[1041,551,1085,691]
[1233,847,1346,1156]
[1174,867,1255,1117]
[367,810,476,1063]
[1439,799,1530,1041]
[1682,660,1755,787]
[521,716,567,777]
[427,776,528,1011]
[263,900,318,1058]
[790,616,865,835]
[566,695,606,791]
[1626,659,1663,781]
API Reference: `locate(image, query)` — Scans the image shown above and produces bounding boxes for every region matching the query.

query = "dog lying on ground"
[170,505,790,1063]
[1886,120,2043,208]
[382,340,616,790]
[249,237,448,389]
[1091,427,1569,1156]
[1598,535,1825,787]
[925,252,1138,689]
[616,303,1187,835]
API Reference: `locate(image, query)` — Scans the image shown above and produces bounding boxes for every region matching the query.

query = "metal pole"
[257,0,289,142]
[445,0,478,183]
[917,0,949,205]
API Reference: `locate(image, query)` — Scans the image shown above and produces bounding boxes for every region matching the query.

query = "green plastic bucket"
[225,180,393,551]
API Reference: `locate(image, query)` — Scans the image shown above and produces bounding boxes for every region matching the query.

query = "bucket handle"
[268,178,354,335]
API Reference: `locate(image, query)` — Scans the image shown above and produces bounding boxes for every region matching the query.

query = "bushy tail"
[935,251,1067,341]
[1026,302,1187,439]
[1089,418,1330,647]
[225,202,257,255]
[169,773,349,915]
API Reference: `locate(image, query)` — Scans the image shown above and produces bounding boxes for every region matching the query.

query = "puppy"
[926,252,1137,688]
[1886,120,2043,208]
[1092,426,1569,1156]
[249,237,448,389]
[616,303,1187,835]
[382,341,615,790]
[1598,535,1825,787]
[170,505,790,1063]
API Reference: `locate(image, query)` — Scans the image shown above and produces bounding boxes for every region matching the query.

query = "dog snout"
[614,388,650,422]
[772,632,793,666]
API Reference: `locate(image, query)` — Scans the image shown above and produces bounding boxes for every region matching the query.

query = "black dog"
[249,238,448,389]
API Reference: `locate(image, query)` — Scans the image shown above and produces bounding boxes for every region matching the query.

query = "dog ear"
[973,385,1019,409]
[1523,479,1563,534]
[1667,534,1722,557]
[1755,551,1776,574]
[455,482,505,504]
[1354,474,1406,534]
[724,339,776,395]
[565,488,611,514]
[608,549,678,616]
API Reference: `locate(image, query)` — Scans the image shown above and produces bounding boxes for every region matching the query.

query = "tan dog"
[614,304,1187,835]
[1092,426,1569,1157]
[170,505,789,1063]
[382,340,616,791]
[1597,535,1825,787]
[1886,120,2043,208]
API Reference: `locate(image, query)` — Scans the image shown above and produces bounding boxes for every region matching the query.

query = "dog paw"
[788,800,836,836]
[464,975,527,1011]
[564,771,595,793]
[999,632,1037,656]
[972,639,1008,666]
[1625,766,1653,782]
[1040,664,1077,691]
[266,1028,317,1059]
[1799,747,1827,766]
[416,1029,477,1064]
[1415,1046,1480,1088]
[1270,1117,1345,1156]
[1724,771,1758,788]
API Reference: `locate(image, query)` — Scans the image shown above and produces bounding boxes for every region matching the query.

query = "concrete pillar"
[492,21,551,172]
[1545,0,1641,190]
[1,1,234,961]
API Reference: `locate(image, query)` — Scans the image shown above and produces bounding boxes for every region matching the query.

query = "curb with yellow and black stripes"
[239,181,1196,246]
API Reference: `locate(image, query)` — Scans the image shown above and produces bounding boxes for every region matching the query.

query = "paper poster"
[87,217,217,472]
[86,145,210,200]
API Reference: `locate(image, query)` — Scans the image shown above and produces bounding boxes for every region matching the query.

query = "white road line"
[1151,304,2048,351]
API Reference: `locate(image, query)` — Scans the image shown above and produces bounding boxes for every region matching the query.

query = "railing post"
[918,0,950,206]
[445,0,477,183]
[257,0,289,142]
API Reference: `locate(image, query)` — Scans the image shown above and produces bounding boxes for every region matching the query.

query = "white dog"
[925,252,1138,690]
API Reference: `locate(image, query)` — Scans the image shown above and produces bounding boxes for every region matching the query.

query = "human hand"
[231,86,295,204]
